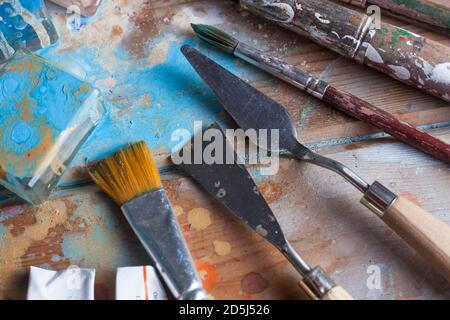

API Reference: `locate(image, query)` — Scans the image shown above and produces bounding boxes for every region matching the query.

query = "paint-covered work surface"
[0,0,449,299]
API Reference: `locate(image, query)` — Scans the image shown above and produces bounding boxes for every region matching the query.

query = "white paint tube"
[27,266,95,300]
[116,266,167,300]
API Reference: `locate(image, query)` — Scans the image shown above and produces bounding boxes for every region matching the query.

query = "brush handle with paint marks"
[362,23,450,103]
[239,0,450,103]
[339,0,450,34]
[322,87,450,163]
[235,42,450,163]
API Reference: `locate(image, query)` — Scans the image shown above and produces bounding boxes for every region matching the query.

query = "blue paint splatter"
[41,37,260,166]
[51,254,61,262]
[0,223,6,240]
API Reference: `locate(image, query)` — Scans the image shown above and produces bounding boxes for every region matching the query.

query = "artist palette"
[0,0,58,64]
[0,51,103,204]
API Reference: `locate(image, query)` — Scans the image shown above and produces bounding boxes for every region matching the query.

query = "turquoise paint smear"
[51,254,61,262]
[41,37,260,165]
[0,52,95,178]
[0,223,5,240]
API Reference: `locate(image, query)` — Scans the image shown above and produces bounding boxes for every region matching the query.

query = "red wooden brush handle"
[323,86,450,163]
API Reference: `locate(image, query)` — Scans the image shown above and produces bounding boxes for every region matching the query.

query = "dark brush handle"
[240,0,450,102]
[363,22,450,102]
[339,0,450,33]
[323,86,450,163]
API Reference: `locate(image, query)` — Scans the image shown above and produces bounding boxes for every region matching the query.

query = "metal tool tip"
[181,44,194,55]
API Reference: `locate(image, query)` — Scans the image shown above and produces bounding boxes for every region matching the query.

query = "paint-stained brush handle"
[339,0,450,34]
[361,182,450,281]
[364,23,450,102]
[239,0,450,103]
[322,87,450,163]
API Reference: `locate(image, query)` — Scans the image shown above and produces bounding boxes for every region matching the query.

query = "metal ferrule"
[235,42,329,99]
[283,242,335,299]
[121,189,208,300]
[360,181,397,217]
[300,267,336,300]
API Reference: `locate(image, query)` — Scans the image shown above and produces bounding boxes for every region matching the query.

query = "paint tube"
[27,266,95,300]
[116,266,168,300]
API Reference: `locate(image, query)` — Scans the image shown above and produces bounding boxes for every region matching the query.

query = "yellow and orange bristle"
[88,141,162,205]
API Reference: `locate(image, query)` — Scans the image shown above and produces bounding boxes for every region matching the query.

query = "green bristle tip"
[191,24,238,53]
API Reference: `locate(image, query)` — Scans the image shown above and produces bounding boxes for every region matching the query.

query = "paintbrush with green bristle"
[89,141,208,300]
[190,23,450,164]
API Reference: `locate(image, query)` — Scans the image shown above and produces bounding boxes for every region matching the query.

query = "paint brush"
[88,141,208,300]
[235,0,450,103]
[182,45,450,281]
[172,123,353,300]
[191,24,450,164]
[339,0,450,34]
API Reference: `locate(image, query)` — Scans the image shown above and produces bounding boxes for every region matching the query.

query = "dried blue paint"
[39,38,259,166]
[0,51,103,204]
[0,223,5,240]
[61,203,146,267]
[0,0,58,63]
[50,254,61,262]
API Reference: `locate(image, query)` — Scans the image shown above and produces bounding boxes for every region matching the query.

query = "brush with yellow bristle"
[88,141,208,300]
[89,141,162,205]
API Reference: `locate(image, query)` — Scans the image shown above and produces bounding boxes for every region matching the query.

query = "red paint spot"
[385,228,393,237]
[183,224,190,232]
[196,261,218,292]
[241,272,268,294]
[399,36,407,42]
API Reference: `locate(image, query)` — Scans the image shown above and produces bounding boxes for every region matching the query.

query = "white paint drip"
[429,63,450,85]
[415,58,450,86]
[331,31,340,39]
[365,43,383,64]
[315,13,330,24]
[388,65,411,80]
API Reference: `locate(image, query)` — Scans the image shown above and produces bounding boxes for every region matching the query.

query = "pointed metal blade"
[181,45,299,152]
[171,123,288,250]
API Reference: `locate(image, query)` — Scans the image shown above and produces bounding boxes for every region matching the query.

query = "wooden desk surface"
[0,0,449,299]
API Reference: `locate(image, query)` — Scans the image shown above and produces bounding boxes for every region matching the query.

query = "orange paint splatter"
[400,192,421,206]
[259,181,283,203]
[196,261,218,292]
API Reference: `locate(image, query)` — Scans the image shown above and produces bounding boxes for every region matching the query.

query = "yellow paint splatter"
[172,205,184,217]
[187,208,212,231]
[141,93,152,108]
[213,240,231,256]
